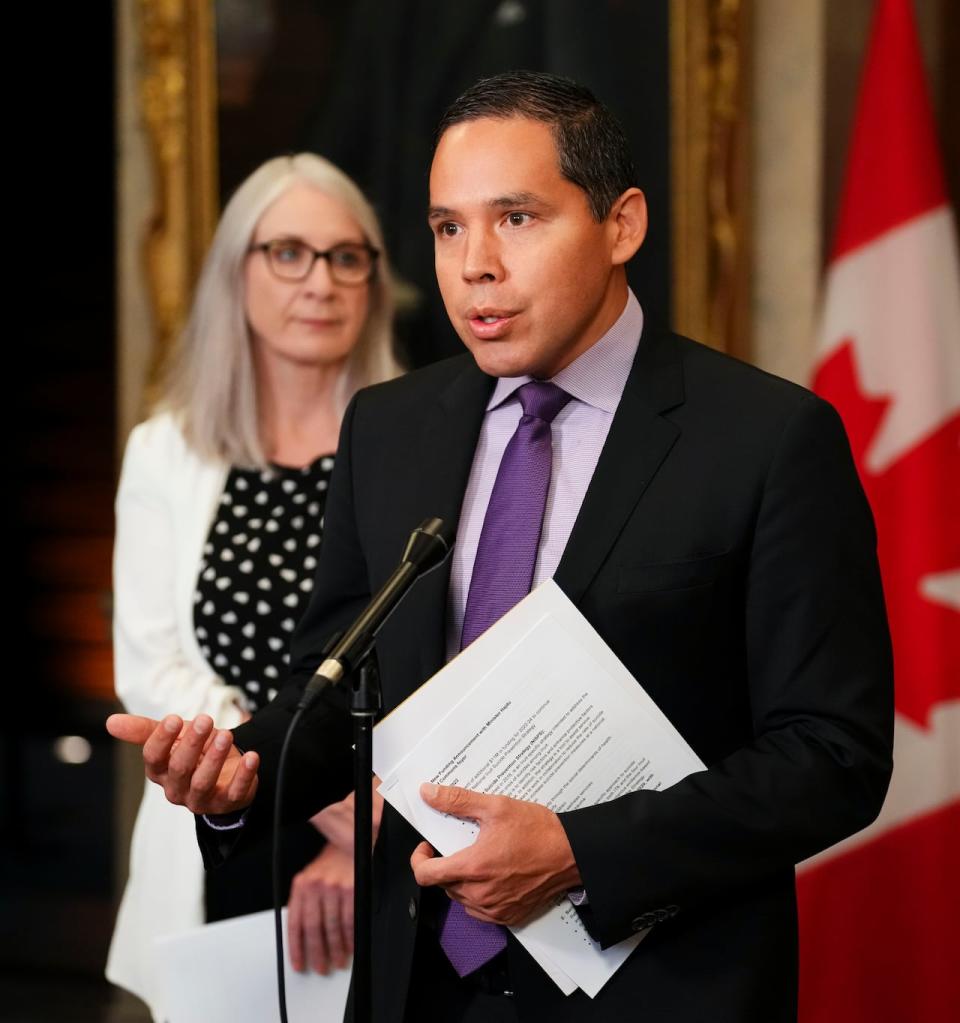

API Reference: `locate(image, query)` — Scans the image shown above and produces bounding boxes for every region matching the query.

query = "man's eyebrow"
[427,206,457,222]
[427,193,555,221]
[487,192,552,210]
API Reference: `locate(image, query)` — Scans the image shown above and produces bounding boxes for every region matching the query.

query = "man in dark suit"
[109,72,893,1022]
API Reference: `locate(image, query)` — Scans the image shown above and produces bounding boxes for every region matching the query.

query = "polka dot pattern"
[193,455,333,711]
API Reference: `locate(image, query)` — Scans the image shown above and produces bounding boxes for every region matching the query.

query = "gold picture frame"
[136,0,219,377]
[671,0,752,357]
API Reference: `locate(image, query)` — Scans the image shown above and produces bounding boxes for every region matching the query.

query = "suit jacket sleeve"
[559,394,894,948]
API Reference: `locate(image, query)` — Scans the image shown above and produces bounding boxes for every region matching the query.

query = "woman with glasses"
[107,154,401,1020]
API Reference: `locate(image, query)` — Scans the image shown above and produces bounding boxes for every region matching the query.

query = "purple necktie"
[439,380,571,977]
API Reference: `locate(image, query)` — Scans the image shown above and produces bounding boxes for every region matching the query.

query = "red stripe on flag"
[797,801,960,1021]
[831,0,947,262]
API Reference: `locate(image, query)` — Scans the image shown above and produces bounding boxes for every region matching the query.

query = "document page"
[153,908,350,1023]
[374,580,705,997]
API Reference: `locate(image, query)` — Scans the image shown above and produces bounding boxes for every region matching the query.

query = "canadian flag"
[800,0,960,1019]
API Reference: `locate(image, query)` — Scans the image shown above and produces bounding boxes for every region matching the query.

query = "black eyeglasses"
[250,238,379,286]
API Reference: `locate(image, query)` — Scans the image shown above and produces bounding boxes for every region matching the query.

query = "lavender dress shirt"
[446,290,644,659]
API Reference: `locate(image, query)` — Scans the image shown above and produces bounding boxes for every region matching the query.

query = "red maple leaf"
[814,341,960,727]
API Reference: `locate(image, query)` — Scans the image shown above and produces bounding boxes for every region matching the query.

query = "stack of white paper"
[153,908,351,1023]
[373,579,705,997]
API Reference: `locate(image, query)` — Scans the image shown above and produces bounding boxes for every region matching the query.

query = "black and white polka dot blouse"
[192,455,334,712]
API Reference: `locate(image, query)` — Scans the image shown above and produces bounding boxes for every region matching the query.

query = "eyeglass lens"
[265,240,374,284]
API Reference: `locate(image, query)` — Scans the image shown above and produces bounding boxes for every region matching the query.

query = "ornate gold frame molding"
[671,0,752,356]
[134,0,752,366]
[138,0,218,375]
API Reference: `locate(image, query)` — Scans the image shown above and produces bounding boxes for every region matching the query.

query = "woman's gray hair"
[158,153,402,466]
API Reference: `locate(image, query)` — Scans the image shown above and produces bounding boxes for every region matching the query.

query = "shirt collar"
[486,289,643,413]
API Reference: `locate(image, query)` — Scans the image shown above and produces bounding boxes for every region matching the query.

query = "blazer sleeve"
[113,419,247,728]
[560,395,894,947]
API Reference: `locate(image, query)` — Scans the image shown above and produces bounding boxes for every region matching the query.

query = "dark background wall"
[3,5,122,1020]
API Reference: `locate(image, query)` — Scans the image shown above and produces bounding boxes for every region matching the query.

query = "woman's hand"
[289,784,385,973]
[287,843,355,974]
[309,784,384,853]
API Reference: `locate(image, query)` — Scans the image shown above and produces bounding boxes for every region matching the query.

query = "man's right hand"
[106,713,259,816]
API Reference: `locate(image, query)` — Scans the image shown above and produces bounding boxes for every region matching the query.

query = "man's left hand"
[410,783,582,927]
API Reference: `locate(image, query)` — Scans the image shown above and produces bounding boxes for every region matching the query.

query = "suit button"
[631,912,655,931]
[666,904,680,918]
[655,908,670,923]
[408,897,417,920]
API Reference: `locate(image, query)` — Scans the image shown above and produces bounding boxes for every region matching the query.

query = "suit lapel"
[412,359,495,680]
[404,329,684,675]
[555,327,685,605]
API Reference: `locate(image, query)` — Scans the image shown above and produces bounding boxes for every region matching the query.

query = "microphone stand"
[275,517,452,1023]
[351,656,381,1023]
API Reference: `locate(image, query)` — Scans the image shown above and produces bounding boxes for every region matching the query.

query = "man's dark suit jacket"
[227,327,893,1022]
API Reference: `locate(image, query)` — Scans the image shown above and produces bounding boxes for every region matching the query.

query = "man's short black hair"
[434,70,638,223]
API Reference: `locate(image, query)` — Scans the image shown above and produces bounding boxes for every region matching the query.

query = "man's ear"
[609,188,648,266]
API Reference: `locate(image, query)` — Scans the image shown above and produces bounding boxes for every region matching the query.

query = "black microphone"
[297,517,454,710]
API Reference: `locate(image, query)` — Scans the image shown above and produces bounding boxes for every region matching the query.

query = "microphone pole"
[352,656,379,1023]
[274,517,453,1023]
[343,517,453,1023]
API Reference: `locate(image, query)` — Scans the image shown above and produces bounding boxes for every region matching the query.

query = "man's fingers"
[410,841,473,889]
[105,713,159,745]
[165,715,213,801]
[407,851,501,924]
[419,782,494,821]
[107,712,256,814]
[227,751,259,808]
[186,729,232,809]
[410,840,436,874]
[200,727,220,754]
[142,715,183,783]
[462,904,500,924]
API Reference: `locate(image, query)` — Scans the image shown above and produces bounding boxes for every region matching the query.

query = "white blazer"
[106,412,247,1021]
